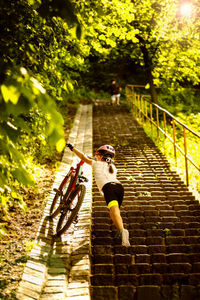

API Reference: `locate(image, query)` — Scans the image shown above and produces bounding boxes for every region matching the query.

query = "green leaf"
[56,138,65,152]
[1,85,20,104]
[12,167,35,186]
[145,83,150,89]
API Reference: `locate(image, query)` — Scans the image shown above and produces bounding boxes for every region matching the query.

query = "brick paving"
[16,104,93,300]
[16,102,200,300]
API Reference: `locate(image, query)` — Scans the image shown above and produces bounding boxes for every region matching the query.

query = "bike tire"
[56,184,86,236]
[49,173,74,218]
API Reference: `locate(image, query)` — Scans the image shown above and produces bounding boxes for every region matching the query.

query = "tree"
[72,0,200,101]
[0,0,85,216]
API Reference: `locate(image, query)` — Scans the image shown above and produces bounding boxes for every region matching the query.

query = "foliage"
[74,0,200,100]
[0,67,65,216]
[158,88,200,116]
[66,86,117,103]
[66,87,97,104]
[0,0,77,221]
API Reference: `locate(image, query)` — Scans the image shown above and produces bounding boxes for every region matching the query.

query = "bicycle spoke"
[49,173,74,217]
[56,185,86,236]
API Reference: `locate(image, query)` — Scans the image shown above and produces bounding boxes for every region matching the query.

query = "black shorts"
[102,182,124,208]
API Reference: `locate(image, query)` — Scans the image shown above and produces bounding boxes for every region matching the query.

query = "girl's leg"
[109,205,123,231]
[110,96,113,105]
[111,95,116,105]
[109,204,130,247]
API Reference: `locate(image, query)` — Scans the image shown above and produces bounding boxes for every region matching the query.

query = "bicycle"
[49,158,88,237]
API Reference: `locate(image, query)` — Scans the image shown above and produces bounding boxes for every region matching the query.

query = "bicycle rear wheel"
[56,184,86,236]
[50,173,74,218]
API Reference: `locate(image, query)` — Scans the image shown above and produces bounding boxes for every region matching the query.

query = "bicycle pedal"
[53,188,62,195]
[73,216,79,224]
[53,233,61,239]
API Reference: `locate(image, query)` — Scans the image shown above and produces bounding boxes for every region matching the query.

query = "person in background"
[109,78,122,105]
[66,143,130,247]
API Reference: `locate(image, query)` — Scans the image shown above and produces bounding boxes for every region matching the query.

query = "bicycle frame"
[60,160,85,206]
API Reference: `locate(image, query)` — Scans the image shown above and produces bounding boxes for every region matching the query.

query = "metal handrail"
[126,84,200,187]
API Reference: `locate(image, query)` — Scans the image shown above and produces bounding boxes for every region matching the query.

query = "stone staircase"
[90,103,200,300]
[16,102,200,300]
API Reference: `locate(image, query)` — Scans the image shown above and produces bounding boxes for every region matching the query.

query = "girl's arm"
[67,144,92,165]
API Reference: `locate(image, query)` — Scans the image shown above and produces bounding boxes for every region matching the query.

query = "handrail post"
[138,94,140,120]
[136,94,138,119]
[183,127,189,186]
[150,103,153,134]
[138,95,140,120]
[132,86,135,111]
[129,86,134,113]
[145,99,148,121]
[141,96,144,125]
[172,119,177,164]
[163,111,167,138]
[156,107,159,139]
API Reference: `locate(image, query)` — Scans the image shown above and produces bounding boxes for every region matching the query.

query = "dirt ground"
[0,104,76,299]
[0,167,55,299]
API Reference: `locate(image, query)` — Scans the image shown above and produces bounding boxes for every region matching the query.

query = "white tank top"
[92,160,120,192]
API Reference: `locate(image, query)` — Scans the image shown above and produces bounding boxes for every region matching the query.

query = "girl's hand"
[66,144,92,165]
[66,143,74,151]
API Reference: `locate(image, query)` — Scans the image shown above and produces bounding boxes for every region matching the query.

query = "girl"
[67,143,130,247]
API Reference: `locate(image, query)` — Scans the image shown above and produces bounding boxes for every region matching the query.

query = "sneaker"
[114,231,122,239]
[122,229,130,247]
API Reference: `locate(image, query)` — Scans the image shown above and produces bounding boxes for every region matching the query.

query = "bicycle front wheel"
[56,184,86,236]
[50,173,74,218]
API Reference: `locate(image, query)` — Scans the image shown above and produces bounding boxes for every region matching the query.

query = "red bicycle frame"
[59,160,85,202]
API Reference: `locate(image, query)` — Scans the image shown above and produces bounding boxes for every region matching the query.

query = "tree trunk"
[147,67,158,104]
[136,35,158,103]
